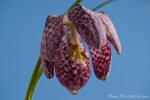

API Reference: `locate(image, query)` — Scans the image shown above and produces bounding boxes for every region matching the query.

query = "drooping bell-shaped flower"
[40,4,121,95]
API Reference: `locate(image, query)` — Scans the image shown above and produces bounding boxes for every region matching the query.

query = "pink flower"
[40,4,121,95]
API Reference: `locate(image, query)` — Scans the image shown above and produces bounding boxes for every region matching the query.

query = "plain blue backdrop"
[0,0,150,100]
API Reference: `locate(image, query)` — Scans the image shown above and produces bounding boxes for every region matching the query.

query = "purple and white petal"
[68,4,107,49]
[55,30,91,94]
[40,15,64,78]
[99,12,121,54]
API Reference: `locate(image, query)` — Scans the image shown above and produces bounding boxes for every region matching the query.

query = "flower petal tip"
[100,75,107,81]
[116,51,121,55]
[46,73,54,79]
[69,90,78,95]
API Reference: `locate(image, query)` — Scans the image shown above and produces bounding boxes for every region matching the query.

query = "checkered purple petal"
[40,15,64,78]
[68,4,107,49]
[89,41,112,80]
[55,32,91,94]
[99,12,121,54]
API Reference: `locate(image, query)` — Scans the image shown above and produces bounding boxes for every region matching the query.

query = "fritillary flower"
[40,4,121,95]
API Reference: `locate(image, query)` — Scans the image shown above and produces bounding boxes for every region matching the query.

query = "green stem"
[30,67,43,100]
[92,0,114,11]
[65,0,82,14]
[25,56,41,100]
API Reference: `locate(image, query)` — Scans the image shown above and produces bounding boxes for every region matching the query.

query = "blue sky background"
[0,0,150,100]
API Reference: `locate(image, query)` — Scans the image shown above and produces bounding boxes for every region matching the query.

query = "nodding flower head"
[40,4,121,95]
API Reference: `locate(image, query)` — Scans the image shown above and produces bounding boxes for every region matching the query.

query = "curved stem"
[25,56,41,100]
[30,67,43,100]
[65,0,82,14]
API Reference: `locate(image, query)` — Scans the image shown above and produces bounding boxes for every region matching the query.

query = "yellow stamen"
[81,52,88,60]
[70,51,75,59]
[79,59,87,66]
[63,15,88,67]
[71,44,87,67]
[72,52,79,67]
[70,44,78,51]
